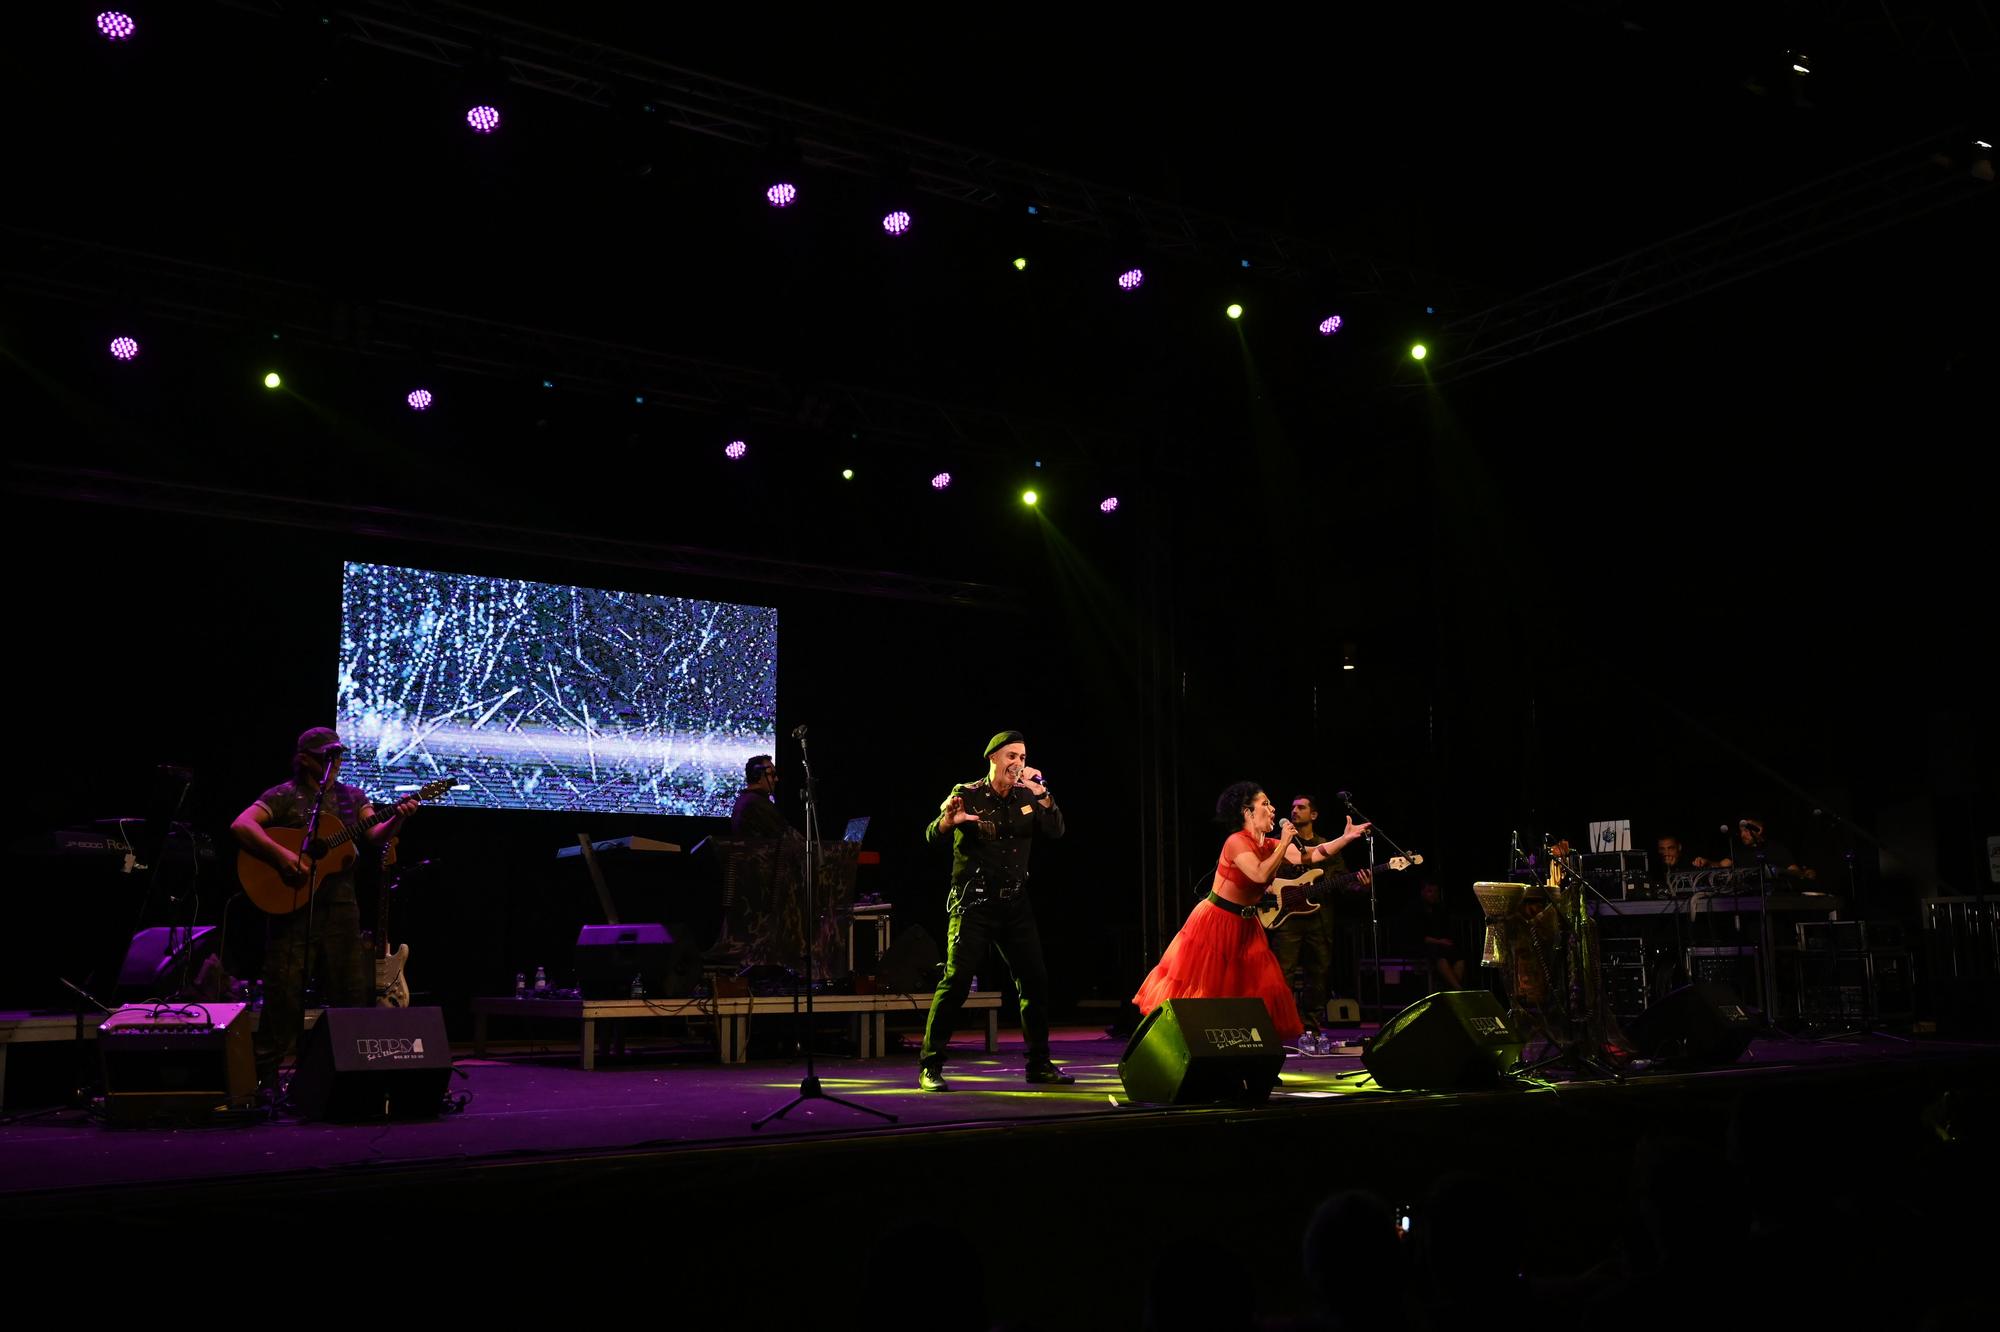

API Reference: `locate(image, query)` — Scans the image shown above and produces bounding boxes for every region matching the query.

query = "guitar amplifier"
[99,1001,256,1123]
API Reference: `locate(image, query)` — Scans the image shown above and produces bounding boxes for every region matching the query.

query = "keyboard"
[555,835,682,859]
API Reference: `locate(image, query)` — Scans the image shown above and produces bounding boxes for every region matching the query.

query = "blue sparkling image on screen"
[336,562,777,815]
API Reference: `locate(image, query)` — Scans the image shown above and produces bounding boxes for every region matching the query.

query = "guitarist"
[1266,796,1365,1040]
[230,727,419,1090]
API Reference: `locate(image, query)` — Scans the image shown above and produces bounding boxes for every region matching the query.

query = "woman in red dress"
[1133,782,1370,1043]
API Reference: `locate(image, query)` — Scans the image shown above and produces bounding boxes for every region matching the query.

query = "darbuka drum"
[1473,882,1528,968]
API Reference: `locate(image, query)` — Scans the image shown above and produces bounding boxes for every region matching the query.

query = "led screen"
[336,561,777,815]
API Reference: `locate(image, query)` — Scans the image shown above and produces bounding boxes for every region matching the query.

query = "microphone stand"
[1337,793,1406,1026]
[292,760,338,1071]
[1517,840,1625,1080]
[754,727,895,1129]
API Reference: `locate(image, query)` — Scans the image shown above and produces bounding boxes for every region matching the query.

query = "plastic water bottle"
[513,971,526,1000]
[532,965,549,997]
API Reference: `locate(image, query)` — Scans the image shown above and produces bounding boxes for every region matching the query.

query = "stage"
[5,1021,1995,1325]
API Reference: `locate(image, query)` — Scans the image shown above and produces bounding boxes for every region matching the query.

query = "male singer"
[917,730,1072,1090]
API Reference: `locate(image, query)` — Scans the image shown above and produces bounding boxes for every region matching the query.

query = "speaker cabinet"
[875,924,942,994]
[574,923,697,999]
[113,926,219,1000]
[290,1006,453,1120]
[1626,982,1754,1064]
[1361,990,1523,1089]
[1118,998,1285,1104]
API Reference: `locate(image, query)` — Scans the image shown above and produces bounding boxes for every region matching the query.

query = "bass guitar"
[1257,854,1422,930]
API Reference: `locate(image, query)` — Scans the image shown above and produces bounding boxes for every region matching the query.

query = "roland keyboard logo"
[1202,1026,1264,1050]
[354,1036,426,1062]
[1467,1017,1511,1038]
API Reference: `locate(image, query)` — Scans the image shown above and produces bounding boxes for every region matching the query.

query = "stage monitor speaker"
[113,926,218,999]
[574,922,697,998]
[875,924,941,994]
[1626,982,1754,1064]
[1361,990,1523,1089]
[290,1006,452,1120]
[1118,998,1285,1104]
[99,1000,255,1123]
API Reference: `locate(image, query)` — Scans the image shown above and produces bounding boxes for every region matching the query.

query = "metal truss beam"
[1409,127,1993,385]
[6,464,1020,611]
[214,0,1487,302]
[1,226,1153,468]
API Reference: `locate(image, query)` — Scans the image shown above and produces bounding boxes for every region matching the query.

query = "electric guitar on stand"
[374,838,411,1008]
[237,776,457,915]
[1257,855,1422,930]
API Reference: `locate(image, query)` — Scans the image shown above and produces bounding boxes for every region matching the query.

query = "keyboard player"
[730,755,796,839]
[1701,817,1817,883]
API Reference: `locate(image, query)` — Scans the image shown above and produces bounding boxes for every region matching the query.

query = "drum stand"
[1516,846,1626,1081]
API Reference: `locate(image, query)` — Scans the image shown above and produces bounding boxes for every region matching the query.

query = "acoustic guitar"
[238,776,457,915]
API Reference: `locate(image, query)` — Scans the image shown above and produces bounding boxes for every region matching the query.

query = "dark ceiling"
[4,2,1993,622]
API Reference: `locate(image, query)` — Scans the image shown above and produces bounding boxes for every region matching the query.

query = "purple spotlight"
[1099,497,1120,514]
[766,182,798,208]
[406,388,434,411]
[725,440,748,460]
[1118,268,1145,292]
[108,336,140,362]
[930,472,952,490]
[466,105,501,134]
[883,210,912,236]
[1319,314,1344,336]
[96,12,135,41]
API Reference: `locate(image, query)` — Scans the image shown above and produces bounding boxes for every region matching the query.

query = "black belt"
[1206,891,1260,918]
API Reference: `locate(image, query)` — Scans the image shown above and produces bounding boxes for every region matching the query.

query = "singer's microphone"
[790,724,808,738]
[1718,824,1732,834]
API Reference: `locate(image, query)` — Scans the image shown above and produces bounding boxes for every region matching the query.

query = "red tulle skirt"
[1132,898,1304,1042]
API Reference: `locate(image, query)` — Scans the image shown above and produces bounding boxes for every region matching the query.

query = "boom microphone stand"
[289,756,339,1068]
[1515,839,1625,1080]
[1336,791,1403,1027]
[754,725,895,1129]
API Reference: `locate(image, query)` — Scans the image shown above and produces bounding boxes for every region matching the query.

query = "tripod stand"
[1515,842,1626,1081]
[754,726,895,1130]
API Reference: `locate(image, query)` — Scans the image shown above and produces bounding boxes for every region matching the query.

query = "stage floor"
[3,1021,1991,1198]
[7,1021,1997,1327]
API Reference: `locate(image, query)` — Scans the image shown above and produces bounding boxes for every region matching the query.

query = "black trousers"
[257,882,370,1081]
[921,894,1052,1066]
[1268,908,1339,1026]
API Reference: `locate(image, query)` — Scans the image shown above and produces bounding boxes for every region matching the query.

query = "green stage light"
[841,468,855,480]
[263,371,282,388]
[1410,343,1428,361]
[1226,303,1243,320]
[1013,257,1028,271]
[1021,490,1039,507]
